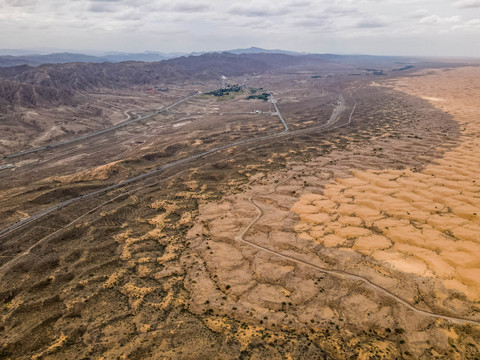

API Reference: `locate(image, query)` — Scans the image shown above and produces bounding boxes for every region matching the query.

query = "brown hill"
[0,79,74,111]
[0,52,462,111]
[0,53,298,92]
[0,53,306,109]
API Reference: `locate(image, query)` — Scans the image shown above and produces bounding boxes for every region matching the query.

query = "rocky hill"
[0,52,459,111]
[0,79,74,111]
[0,53,307,108]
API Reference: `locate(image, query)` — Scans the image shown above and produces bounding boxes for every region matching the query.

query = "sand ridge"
[291,66,480,300]
[41,160,123,183]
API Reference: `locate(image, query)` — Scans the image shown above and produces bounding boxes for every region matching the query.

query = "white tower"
[221,75,226,88]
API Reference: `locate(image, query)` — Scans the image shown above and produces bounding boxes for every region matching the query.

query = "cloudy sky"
[1,0,479,56]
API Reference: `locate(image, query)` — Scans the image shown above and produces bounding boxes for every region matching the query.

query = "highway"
[0,91,349,240]
[1,93,197,160]
[0,89,356,238]
[2,89,478,327]
[269,92,288,132]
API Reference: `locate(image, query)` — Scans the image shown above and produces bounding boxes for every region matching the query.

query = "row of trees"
[246,92,270,101]
[206,85,243,97]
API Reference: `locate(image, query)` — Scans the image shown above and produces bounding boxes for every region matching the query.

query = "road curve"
[2,94,197,160]
[0,92,350,239]
[234,104,480,327]
[235,194,480,326]
[0,94,290,238]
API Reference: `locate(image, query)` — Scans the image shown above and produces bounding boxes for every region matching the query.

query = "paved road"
[1,94,197,160]
[0,92,349,239]
[0,95,290,238]
[269,92,288,132]
[3,90,478,326]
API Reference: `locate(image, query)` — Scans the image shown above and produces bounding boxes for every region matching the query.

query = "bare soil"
[1,67,479,359]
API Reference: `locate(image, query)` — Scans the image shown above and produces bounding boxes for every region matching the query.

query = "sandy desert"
[185,67,480,358]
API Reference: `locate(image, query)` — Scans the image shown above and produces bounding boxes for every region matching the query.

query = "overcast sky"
[1,0,479,56]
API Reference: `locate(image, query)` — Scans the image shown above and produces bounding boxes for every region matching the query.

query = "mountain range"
[0,50,454,112]
[0,47,306,68]
[0,52,316,109]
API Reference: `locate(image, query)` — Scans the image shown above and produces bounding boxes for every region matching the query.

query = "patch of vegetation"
[206,85,243,97]
[311,75,322,78]
[393,65,414,71]
[246,92,270,101]
[362,68,386,75]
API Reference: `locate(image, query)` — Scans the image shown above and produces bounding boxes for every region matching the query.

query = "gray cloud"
[451,18,480,30]
[115,10,143,21]
[228,3,288,17]
[409,9,430,18]
[419,15,461,24]
[89,3,118,12]
[454,0,480,8]
[5,0,36,6]
[0,0,479,57]
[356,18,389,28]
[293,17,331,28]
[323,5,359,15]
[171,2,210,13]
[287,1,311,7]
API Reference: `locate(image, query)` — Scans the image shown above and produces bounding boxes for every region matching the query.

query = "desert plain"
[0,59,479,359]
[186,67,480,358]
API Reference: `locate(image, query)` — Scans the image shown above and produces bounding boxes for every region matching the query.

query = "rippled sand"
[292,67,480,299]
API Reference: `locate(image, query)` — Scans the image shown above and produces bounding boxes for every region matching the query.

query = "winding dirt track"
[235,99,480,327]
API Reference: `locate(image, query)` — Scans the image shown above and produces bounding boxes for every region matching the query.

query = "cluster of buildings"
[145,86,169,94]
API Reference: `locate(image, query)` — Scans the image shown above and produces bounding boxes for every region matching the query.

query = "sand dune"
[292,67,480,300]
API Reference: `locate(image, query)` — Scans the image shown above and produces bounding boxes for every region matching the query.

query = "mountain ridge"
[0,47,306,67]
